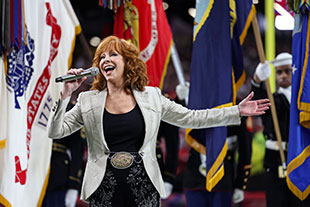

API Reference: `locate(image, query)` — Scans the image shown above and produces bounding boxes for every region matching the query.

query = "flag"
[113,0,173,88]
[0,1,81,206]
[0,58,8,151]
[98,0,123,9]
[275,0,292,16]
[286,8,310,201]
[291,0,310,13]
[185,0,254,191]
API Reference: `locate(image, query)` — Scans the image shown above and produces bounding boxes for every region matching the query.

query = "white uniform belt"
[265,140,287,151]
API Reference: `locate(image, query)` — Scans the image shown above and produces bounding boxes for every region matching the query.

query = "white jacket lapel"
[90,89,109,151]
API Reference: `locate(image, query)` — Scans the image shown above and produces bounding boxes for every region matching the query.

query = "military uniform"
[183,117,252,207]
[251,81,307,207]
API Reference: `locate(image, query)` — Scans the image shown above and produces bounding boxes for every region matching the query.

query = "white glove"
[161,182,173,199]
[199,153,207,177]
[176,82,190,100]
[255,61,271,81]
[65,189,78,207]
[232,188,244,204]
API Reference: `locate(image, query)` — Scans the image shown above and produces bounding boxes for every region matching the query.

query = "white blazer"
[48,86,241,201]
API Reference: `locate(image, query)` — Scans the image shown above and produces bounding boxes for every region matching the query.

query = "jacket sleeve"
[157,88,241,128]
[48,93,84,139]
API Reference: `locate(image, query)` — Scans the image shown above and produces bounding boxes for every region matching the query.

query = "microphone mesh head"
[90,67,99,75]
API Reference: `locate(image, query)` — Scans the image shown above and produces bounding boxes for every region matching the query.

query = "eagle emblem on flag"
[6,30,35,109]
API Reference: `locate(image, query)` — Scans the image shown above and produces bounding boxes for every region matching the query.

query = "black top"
[103,104,145,152]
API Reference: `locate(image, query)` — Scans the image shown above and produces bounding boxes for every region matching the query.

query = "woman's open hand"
[238,92,270,116]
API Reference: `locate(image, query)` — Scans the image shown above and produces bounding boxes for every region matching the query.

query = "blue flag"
[186,0,254,191]
[287,9,310,201]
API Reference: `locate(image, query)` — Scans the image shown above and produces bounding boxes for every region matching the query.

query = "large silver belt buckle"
[110,152,134,169]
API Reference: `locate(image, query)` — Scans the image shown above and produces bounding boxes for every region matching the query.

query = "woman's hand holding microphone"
[61,68,88,100]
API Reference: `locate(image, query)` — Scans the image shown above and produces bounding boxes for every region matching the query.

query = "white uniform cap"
[271,52,292,67]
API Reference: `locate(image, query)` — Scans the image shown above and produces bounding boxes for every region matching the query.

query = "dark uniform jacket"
[46,130,85,192]
[251,82,290,169]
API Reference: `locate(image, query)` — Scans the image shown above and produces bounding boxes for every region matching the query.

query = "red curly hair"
[91,36,149,93]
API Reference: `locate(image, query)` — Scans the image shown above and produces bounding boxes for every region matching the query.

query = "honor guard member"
[43,102,85,207]
[252,52,306,207]
[183,116,253,207]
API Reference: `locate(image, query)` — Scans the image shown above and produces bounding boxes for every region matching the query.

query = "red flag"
[113,0,173,88]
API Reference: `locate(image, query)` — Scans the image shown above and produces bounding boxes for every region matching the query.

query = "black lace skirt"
[88,152,161,207]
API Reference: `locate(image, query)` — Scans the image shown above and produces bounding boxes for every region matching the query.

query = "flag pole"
[170,42,188,104]
[265,0,276,93]
[251,15,287,175]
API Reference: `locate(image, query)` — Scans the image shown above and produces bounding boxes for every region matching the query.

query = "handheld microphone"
[55,67,99,83]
